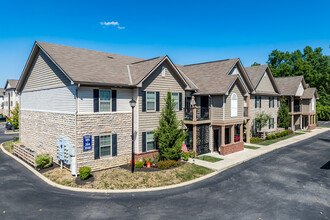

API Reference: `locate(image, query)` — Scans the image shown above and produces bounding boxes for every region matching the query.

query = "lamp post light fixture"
[129,98,136,173]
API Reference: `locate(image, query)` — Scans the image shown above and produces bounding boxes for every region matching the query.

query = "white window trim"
[172,92,179,111]
[99,89,111,112]
[161,66,166,78]
[146,91,156,112]
[100,134,112,158]
[146,131,156,152]
[311,98,315,111]
[231,93,238,117]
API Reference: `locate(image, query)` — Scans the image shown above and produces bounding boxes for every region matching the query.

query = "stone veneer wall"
[76,113,132,171]
[20,110,76,162]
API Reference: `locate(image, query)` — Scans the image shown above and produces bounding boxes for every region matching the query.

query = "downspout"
[73,84,80,177]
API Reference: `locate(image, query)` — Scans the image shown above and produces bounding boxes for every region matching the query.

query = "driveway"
[0,122,18,143]
[0,131,330,220]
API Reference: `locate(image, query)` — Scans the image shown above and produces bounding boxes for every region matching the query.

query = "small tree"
[255,112,271,131]
[8,104,19,129]
[154,92,187,161]
[277,97,290,128]
[1,102,4,109]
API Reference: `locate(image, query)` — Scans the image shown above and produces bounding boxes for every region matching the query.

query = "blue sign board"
[83,135,92,151]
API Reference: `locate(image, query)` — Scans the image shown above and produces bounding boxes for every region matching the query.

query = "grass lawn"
[196,155,223,163]
[2,139,19,153]
[256,132,305,146]
[244,145,260,150]
[43,163,214,189]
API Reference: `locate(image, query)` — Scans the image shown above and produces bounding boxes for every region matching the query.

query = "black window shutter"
[142,91,146,112]
[156,92,160,111]
[112,90,117,112]
[142,132,146,152]
[179,93,183,111]
[112,134,117,156]
[94,136,100,159]
[269,119,271,129]
[273,98,275,108]
[269,97,271,108]
[259,97,262,108]
[255,96,257,108]
[93,89,99,112]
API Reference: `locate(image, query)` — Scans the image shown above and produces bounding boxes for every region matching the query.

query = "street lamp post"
[129,98,136,173]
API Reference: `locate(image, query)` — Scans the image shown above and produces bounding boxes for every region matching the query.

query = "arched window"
[231,93,238,117]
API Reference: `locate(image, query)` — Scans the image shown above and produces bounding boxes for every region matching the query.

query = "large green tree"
[154,92,187,161]
[267,46,330,120]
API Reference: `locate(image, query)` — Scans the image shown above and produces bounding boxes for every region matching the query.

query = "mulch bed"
[75,175,95,185]
[119,161,186,172]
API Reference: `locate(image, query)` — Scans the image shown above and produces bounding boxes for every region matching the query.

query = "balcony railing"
[184,107,209,121]
[294,105,300,112]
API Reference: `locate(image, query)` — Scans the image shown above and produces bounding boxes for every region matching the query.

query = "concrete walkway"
[189,127,330,171]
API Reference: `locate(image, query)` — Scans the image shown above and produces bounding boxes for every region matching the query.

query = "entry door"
[213,130,219,152]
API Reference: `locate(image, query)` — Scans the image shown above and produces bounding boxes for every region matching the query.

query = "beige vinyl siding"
[138,61,185,153]
[78,87,133,113]
[21,86,76,113]
[256,71,276,93]
[22,50,72,92]
[224,82,244,120]
[302,99,310,113]
[211,95,223,120]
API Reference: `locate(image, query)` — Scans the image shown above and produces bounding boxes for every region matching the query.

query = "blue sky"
[0,0,329,88]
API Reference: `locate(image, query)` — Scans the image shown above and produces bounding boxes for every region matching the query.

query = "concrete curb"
[1,128,328,194]
[0,144,220,194]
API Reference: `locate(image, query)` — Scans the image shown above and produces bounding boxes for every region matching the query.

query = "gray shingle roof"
[275,76,304,96]
[176,58,239,94]
[5,79,18,90]
[301,88,317,99]
[245,65,268,89]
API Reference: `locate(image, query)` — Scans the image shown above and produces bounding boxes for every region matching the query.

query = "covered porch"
[302,113,316,130]
[212,120,245,155]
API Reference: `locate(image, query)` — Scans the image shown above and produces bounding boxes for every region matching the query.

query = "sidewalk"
[189,128,330,171]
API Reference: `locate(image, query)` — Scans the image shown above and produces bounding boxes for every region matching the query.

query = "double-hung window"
[231,93,238,117]
[255,96,261,108]
[146,132,156,151]
[146,91,156,111]
[269,97,274,108]
[100,90,111,112]
[100,135,111,157]
[269,118,274,129]
[172,93,179,111]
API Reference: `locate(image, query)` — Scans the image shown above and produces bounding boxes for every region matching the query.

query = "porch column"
[300,114,302,129]
[231,125,234,144]
[240,123,243,142]
[314,115,316,125]
[193,125,197,153]
[246,119,251,143]
[221,126,225,146]
[291,96,294,130]
[246,95,250,117]
[192,107,197,122]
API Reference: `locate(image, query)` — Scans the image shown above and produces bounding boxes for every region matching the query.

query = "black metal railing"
[198,107,209,120]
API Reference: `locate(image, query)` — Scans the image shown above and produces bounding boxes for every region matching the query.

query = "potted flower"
[145,158,153,168]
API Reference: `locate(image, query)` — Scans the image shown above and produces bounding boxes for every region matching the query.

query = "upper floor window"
[100,90,111,112]
[231,93,238,117]
[269,97,274,108]
[269,118,274,129]
[146,91,156,111]
[172,93,179,111]
[312,98,315,111]
[255,96,261,108]
[161,66,166,77]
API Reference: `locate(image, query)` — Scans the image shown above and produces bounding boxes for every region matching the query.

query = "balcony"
[294,105,300,112]
[184,107,209,121]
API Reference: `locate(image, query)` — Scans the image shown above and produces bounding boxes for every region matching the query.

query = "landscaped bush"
[79,166,91,180]
[271,134,276,139]
[276,133,281,138]
[35,154,52,170]
[157,160,181,169]
[182,152,189,161]
[266,135,272,140]
[250,137,261,143]
[288,129,294,134]
[135,161,144,168]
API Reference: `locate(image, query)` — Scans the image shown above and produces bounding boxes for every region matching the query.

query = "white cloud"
[100,21,125,30]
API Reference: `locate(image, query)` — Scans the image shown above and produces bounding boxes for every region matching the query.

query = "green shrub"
[79,166,91,180]
[35,154,52,170]
[250,137,261,143]
[182,152,189,161]
[276,133,281,138]
[157,160,181,169]
[135,161,144,168]
[271,134,276,139]
[266,135,272,140]
[142,157,152,165]
[13,137,19,142]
